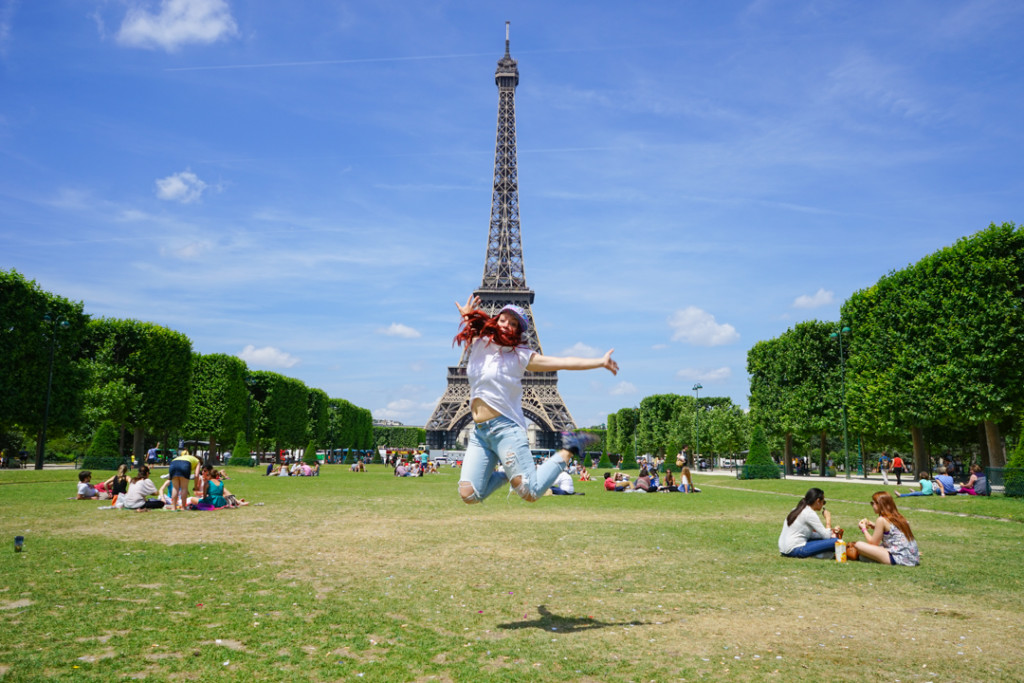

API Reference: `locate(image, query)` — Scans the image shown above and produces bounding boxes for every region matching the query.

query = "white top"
[778,505,831,554]
[553,470,574,494]
[122,478,158,509]
[77,481,98,497]
[467,338,535,431]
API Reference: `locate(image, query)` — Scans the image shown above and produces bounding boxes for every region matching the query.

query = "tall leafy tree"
[182,353,247,461]
[0,270,90,468]
[249,371,308,456]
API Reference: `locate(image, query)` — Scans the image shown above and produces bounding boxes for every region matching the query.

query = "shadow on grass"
[497,605,645,633]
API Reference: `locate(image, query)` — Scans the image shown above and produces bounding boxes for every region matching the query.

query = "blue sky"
[2,1,1022,429]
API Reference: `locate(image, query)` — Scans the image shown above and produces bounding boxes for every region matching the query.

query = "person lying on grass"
[895,472,934,498]
[77,471,110,500]
[846,491,919,566]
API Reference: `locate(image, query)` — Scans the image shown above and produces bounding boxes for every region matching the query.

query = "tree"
[228,430,252,467]
[82,420,123,470]
[249,371,309,456]
[303,441,318,466]
[307,388,329,448]
[741,425,780,479]
[182,353,246,463]
[0,269,90,468]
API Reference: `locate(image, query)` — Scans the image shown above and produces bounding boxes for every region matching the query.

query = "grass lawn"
[2,465,1023,682]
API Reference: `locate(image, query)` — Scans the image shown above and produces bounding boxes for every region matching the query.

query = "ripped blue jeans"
[459,415,566,503]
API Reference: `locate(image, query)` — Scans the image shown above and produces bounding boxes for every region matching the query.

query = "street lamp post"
[692,383,703,469]
[36,313,70,470]
[830,325,851,480]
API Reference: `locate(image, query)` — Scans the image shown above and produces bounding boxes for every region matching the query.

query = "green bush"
[598,453,613,469]
[82,421,127,470]
[228,431,252,467]
[740,425,781,480]
[303,442,318,466]
[1004,433,1024,497]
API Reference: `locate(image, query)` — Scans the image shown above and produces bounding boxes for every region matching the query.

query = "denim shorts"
[459,415,565,502]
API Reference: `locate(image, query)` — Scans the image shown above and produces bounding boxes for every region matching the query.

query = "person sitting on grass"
[102,464,131,503]
[76,471,109,500]
[578,466,592,482]
[549,469,581,495]
[679,466,701,493]
[895,472,934,498]
[631,467,653,493]
[604,472,626,491]
[778,487,838,559]
[658,470,678,492]
[121,465,165,511]
[933,466,957,496]
[957,464,988,495]
[846,492,919,566]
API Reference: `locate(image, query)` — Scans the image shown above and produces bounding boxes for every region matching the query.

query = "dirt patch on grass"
[0,598,33,610]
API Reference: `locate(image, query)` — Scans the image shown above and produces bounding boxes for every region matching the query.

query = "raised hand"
[601,349,619,375]
[455,294,481,317]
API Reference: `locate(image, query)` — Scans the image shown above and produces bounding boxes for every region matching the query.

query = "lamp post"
[36,313,70,470]
[830,325,851,480]
[692,383,703,469]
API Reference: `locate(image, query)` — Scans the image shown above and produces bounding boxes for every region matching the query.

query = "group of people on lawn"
[267,461,320,477]
[894,464,988,497]
[77,451,246,511]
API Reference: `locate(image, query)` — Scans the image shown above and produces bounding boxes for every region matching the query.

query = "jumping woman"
[454,294,618,504]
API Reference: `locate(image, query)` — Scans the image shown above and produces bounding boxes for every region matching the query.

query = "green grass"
[1,466,1023,682]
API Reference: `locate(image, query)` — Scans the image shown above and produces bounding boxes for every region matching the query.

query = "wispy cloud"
[237,344,299,369]
[676,367,732,382]
[560,342,602,358]
[117,0,238,52]
[609,381,637,396]
[792,287,835,309]
[156,170,208,203]
[668,307,739,346]
[379,323,421,339]
[0,0,16,57]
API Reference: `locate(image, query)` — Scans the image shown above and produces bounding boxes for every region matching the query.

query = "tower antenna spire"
[505,21,510,53]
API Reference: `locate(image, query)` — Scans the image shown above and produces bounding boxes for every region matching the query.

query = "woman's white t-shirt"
[122,478,158,509]
[467,338,535,431]
[778,505,831,554]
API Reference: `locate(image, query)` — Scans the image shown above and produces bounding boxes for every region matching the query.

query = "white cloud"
[793,287,835,309]
[668,306,739,346]
[159,240,212,260]
[237,344,299,369]
[117,0,238,52]
[376,397,439,421]
[676,367,732,382]
[560,342,602,358]
[155,170,208,203]
[379,323,421,339]
[609,381,637,396]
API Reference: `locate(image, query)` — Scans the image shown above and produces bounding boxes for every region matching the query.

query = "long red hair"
[872,491,914,541]
[453,310,523,348]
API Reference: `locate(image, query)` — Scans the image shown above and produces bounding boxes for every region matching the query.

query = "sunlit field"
[2,465,1022,682]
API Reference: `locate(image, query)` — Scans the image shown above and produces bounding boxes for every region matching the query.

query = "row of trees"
[605,394,750,466]
[1,269,375,467]
[748,223,1023,474]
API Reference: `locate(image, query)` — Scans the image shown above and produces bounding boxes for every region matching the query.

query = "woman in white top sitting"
[453,295,618,504]
[121,465,165,510]
[778,488,837,558]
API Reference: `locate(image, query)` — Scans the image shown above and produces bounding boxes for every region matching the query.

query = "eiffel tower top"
[495,21,519,86]
[480,20,528,295]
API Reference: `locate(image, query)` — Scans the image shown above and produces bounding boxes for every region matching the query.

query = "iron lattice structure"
[425,24,576,450]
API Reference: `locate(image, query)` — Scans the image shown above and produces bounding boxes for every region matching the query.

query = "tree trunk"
[118,424,126,458]
[978,424,991,469]
[985,420,1006,467]
[819,431,828,477]
[208,435,218,467]
[911,427,929,476]
[784,433,794,476]
[133,426,145,468]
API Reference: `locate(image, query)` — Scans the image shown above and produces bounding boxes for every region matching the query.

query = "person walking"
[891,454,905,486]
[453,294,617,504]
[879,452,890,485]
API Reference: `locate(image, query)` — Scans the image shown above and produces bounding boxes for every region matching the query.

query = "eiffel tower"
[425,23,576,450]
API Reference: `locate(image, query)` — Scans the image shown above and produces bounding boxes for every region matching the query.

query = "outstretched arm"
[527,349,618,375]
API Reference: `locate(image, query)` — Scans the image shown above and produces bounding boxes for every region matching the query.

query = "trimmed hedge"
[739,425,781,480]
